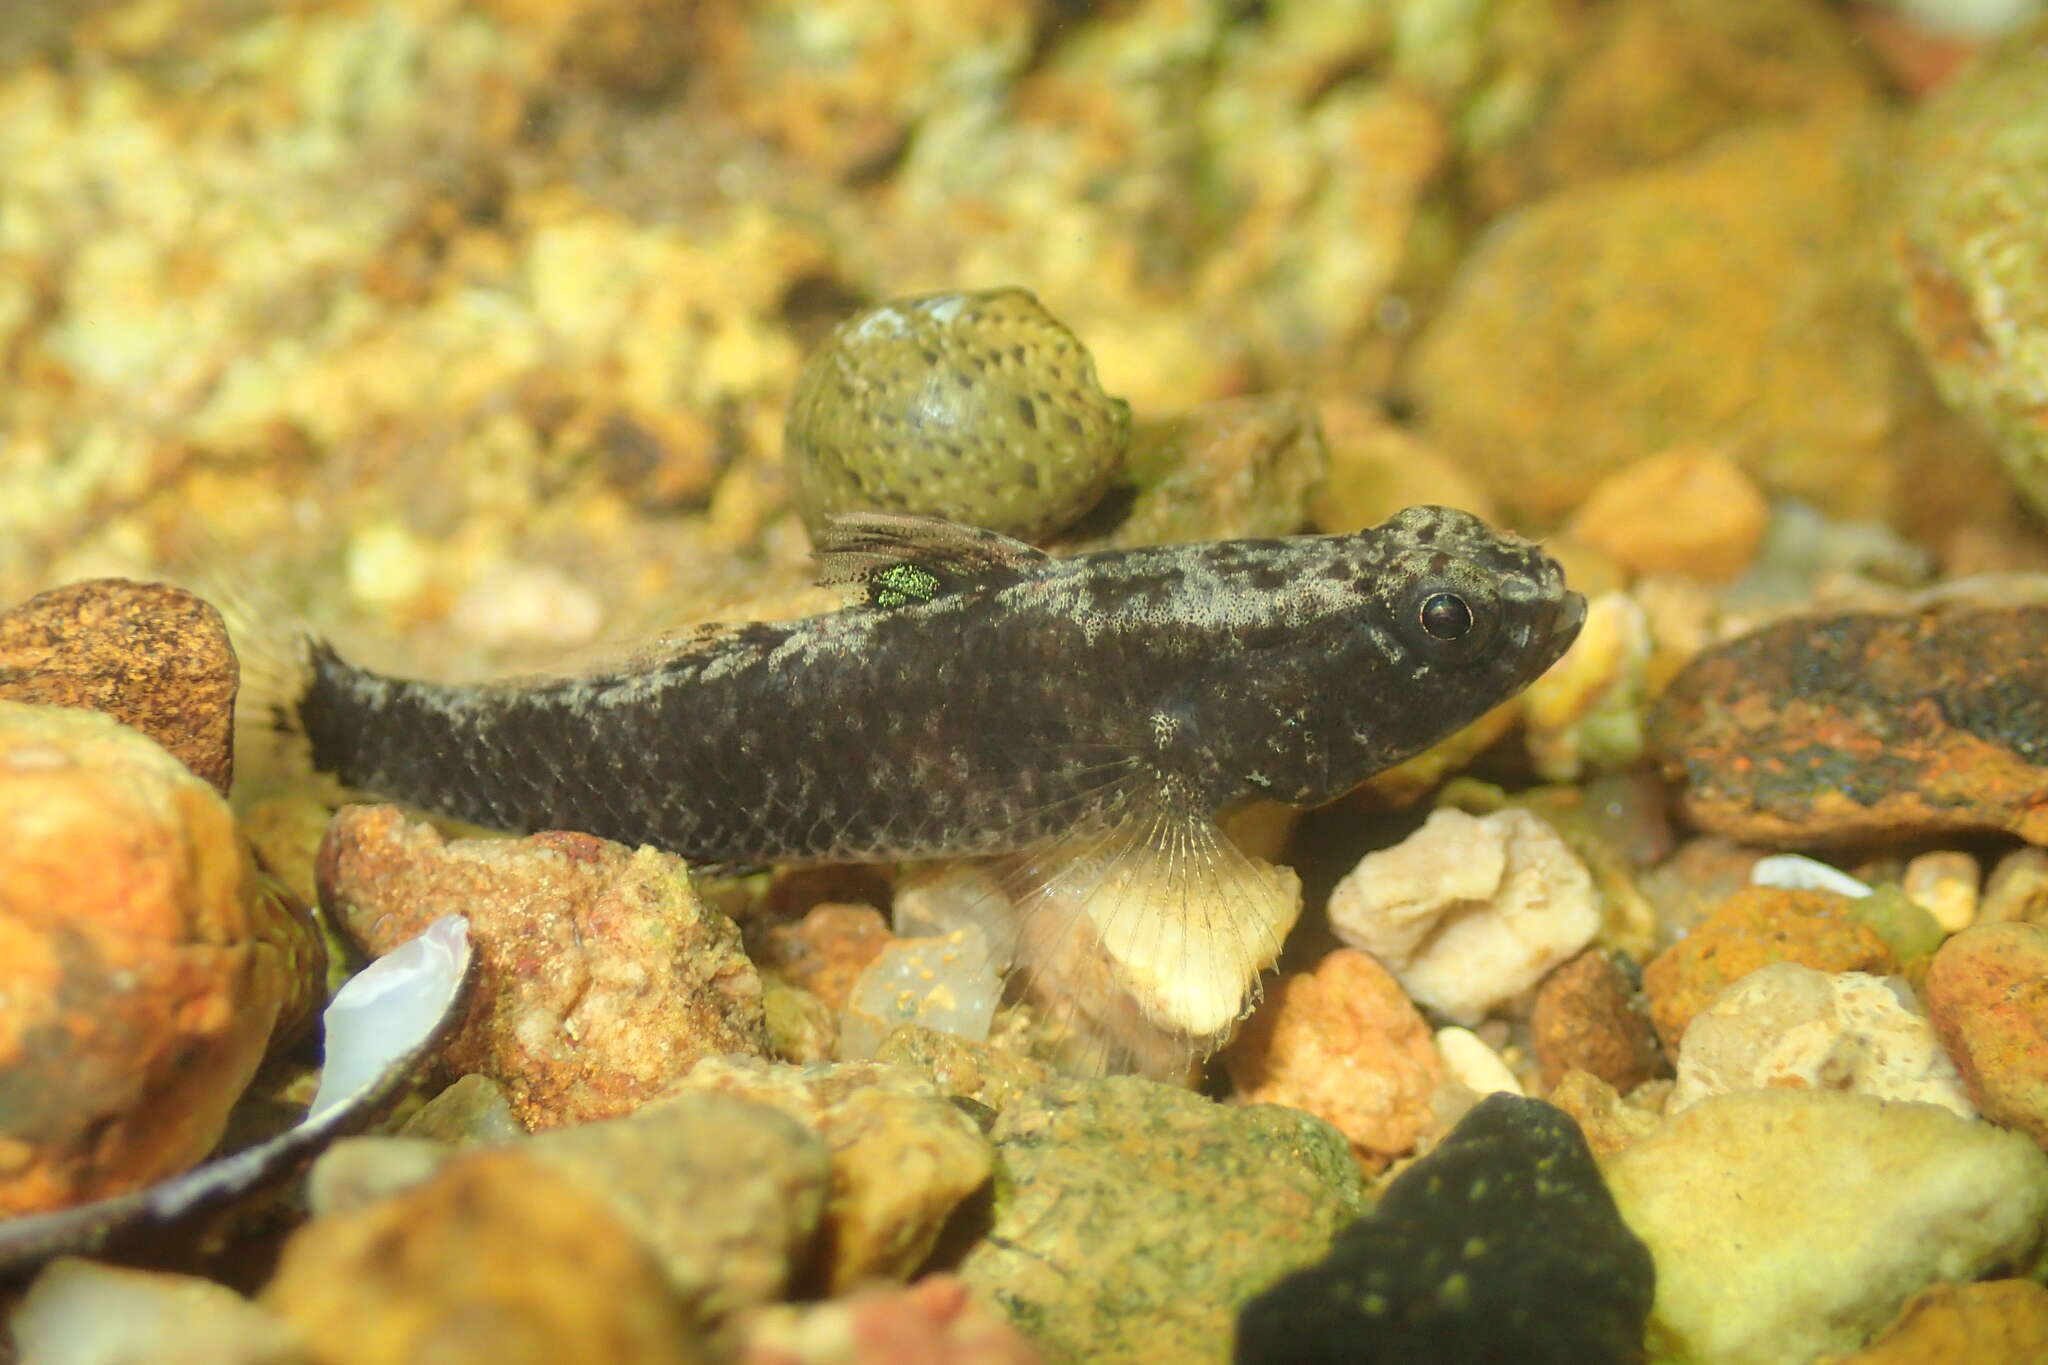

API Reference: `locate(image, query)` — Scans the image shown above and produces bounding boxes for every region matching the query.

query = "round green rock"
[784,288,1130,541]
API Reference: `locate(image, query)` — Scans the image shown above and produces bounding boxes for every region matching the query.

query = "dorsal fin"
[814,513,1050,607]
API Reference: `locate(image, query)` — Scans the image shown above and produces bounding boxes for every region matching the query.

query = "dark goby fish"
[285,506,1585,870]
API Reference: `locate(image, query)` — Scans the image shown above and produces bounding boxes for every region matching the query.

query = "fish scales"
[293,507,1585,866]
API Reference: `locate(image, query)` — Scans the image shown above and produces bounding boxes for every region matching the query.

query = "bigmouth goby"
[284,506,1583,1071]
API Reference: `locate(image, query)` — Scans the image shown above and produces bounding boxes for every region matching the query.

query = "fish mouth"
[1543,589,1588,668]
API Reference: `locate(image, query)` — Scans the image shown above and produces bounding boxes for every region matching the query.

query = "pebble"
[1925,921,2048,1145]
[1668,963,1974,1118]
[839,928,1006,1062]
[1543,1070,1665,1161]
[1104,394,1328,546]
[1829,1279,2048,1364]
[1529,950,1664,1092]
[262,1148,709,1365]
[305,1136,455,1217]
[398,1072,527,1145]
[1520,590,1650,782]
[0,702,318,1215]
[11,1257,313,1365]
[1224,948,1445,1172]
[1603,1090,2048,1365]
[1902,849,1981,932]
[754,902,895,1012]
[1236,1094,1653,1365]
[947,1063,1367,1365]
[736,1276,1045,1365]
[0,578,239,794]
[1565,446,1770,582]
[1327,807,1600,1025]
[515,1092,831,1338]
[784,288,1129,542]
[667,1055,993,1292]
[1433,1026,1524,1098]
[1641,887,1895,1057]
[317,804,767,1130]
[1897,16,2048,518]
[1649,606,2048,846]
[1978,846,2048,925]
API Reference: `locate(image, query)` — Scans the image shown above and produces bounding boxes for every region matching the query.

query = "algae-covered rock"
[1897,18,2048,519]
[953,1069,1366,1365]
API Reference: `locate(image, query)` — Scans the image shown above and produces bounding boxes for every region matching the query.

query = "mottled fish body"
[296,507,1585,868]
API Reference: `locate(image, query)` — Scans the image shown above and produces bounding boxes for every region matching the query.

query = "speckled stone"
[0,578,239,794]
[1649,607,2048,846]
[785,289,1129,542]
[1236,1094,1654,1365]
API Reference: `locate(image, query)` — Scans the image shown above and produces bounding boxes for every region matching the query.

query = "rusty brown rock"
[1650,608,2048,846]
[736,1276,1045,1365]
[0,702,312,1215]
[0,579,239,795]
[1640,887,1895,1057]
[1926,922,2048,1147]
[1224,948,1445,1172]
[317,804,766,1130]
[262,1148,707,1365]
[1530,951,1665,1092]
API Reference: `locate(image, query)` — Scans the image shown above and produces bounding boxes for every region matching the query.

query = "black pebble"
[1235,1093,1654,1365]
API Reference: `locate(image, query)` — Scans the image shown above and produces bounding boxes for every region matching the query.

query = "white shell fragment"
[1435,1027,1525,1098]
[1328,808,1598,1025]
[311,915,473,1121]
[1749,853,1872,899]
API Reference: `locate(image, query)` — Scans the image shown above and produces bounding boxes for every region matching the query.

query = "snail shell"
[785,288,1131,541]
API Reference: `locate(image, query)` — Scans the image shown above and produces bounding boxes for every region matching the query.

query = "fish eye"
[1418,591,1474,641]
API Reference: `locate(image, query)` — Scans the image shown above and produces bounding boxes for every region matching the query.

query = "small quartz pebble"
[1225,948,1445,1172]
[666,1055,993,1292]
[1903,850,1981,933]
[839,928,1005,1061]
[1435,1026,1524,1097]
[1750,852,1872,899]
[1603,1090,2048,1365]
[317,805,767,1130]
[1236,1095,1654,1365]
[1668,963,1974,1117]
[0,578,240,794]
[1641,887,1895,1057]
[1649,607,2048,845]
[305,1137,456,1218]
[1530,950,1664,1092]
[12,1258,313,1365]
[262,1148,708,1365]
[1328,807,1600,1025]
[1565,445,1770,582]
[784,288,1129,542]
[1926,921,2048,1145]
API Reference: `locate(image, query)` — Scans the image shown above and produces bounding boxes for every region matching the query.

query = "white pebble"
[1435,1026,1523,1097]
[1749,853,1871,899]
